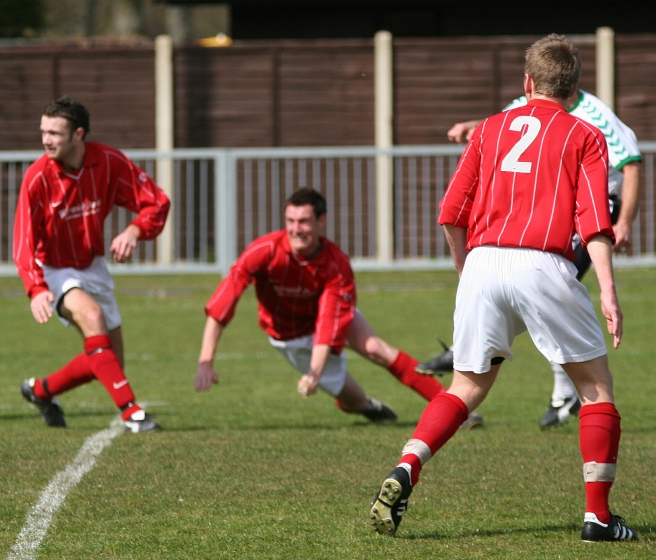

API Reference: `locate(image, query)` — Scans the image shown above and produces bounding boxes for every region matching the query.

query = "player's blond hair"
[524,34,581,99]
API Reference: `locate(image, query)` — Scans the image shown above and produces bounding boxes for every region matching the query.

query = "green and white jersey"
[504,90,642,197]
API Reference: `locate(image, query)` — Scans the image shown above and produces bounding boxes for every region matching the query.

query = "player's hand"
[612,220,632,253]
[195,361,219,391]
[600,288,623,349]
[30,291,55,323]
[447,120,480,143]
[110,224,140,263]
[297,372,320,398]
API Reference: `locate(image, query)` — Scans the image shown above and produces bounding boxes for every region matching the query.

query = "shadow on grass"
[399,520,655,542]
[165,419,423,432]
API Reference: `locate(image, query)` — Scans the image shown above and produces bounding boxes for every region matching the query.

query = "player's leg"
[538,362,580,429]
[562,357,636,541]
[20,270,97,426]
[347,310,445,400]
[538,238,589,428]
[334,373,397,421]
[108,326,125,369]
[60,288,135,405]
[61,288,158,432]
[270,334,397,421]
[370,246,513,535]
[521,251,635,541]
[369,367,498,535]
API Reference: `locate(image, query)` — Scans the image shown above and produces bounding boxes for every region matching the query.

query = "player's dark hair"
[43,97,90,138]
[525,34,581,99]
[285,187,327,218]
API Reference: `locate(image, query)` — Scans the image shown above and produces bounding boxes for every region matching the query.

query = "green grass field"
[1,268,655,559]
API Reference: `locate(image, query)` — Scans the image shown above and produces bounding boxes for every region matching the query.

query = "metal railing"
[2,143,656,278]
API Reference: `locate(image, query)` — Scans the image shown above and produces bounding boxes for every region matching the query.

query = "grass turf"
[0,268,654,559]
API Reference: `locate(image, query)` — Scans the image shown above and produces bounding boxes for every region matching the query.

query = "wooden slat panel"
[174,47,274,147]
[0,34,655,153]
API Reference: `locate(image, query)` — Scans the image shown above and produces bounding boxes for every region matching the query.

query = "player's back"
[441,99,610,256]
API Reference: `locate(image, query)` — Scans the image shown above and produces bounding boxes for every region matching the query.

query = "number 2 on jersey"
[501,116,541,173]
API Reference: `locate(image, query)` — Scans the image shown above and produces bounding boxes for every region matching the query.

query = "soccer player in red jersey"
[419,88,641,431]
[370,34,636,542]
[195,187,474,424]
[14,97,170,432]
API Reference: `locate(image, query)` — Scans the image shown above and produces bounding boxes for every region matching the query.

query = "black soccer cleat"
[21,378,66,427]
[361,397,397,422]
[370,466,413,536]
[581,512,637,542]
[123,410,161,433]
[539,395,581,429]
[415,341,454,375]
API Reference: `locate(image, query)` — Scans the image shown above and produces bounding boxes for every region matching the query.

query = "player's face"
[285,203,326,258]
[40,115,80,164]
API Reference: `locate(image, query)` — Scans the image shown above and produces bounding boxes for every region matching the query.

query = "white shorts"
[269,334,347,396]
[42,256,122,330]
[452,246,607,374]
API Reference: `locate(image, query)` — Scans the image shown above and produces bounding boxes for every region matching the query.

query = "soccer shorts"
[452,246,607,374]
[41,256,122,330]
[269,334,347,396]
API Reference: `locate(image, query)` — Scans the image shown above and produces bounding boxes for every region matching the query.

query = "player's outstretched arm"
[447,120,482,143]
[297,344,331,397]
[195,316,223,391]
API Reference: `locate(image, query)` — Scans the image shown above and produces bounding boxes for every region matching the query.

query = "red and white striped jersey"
[13,142,170,298]
[205,230,356,352]
[439,99,614,259]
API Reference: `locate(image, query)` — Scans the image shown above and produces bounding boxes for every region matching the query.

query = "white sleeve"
[576,91,642,170]
[502,95,528,112]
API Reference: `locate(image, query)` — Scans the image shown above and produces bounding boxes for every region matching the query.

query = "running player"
[370,34,636,542]
[418,87,641,430]
[14,97,170,432]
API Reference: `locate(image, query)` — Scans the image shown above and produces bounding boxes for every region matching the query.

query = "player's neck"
[566,90,580,109]
[294,241,323,261]
[61,144,86,172]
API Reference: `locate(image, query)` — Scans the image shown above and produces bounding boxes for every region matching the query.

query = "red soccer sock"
[388,351,445,400]
[412,392,469,452]
[34,354,95,399]
[579,402,621,524]
[84,335,136,410]
[399,392,469,486]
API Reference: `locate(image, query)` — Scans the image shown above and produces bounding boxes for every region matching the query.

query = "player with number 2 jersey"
[439,99,613,258]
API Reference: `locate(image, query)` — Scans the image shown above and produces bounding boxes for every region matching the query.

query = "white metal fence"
[2,143,656,277]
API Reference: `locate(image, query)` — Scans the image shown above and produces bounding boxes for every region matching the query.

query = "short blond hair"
[525,34,581,99]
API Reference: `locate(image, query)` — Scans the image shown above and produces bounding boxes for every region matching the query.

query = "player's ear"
[524,74,534,97]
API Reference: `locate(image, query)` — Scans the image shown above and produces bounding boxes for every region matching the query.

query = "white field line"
[7,418,124,560]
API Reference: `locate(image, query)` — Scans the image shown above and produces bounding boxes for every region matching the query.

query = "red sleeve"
[13,166,48,298]
[110,150,170,239]
[204,238,272,326]
[313,249,356,353]
[574,128,615,246]
[438,136,480,228]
